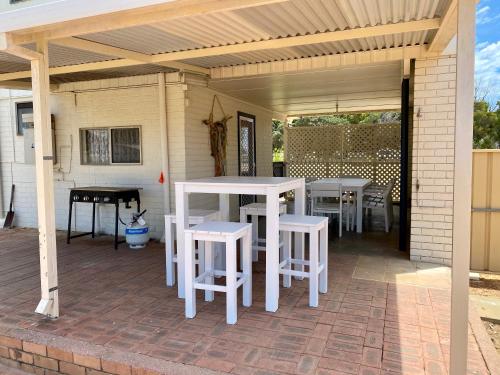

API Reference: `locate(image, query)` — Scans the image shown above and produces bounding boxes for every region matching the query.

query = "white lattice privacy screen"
[286,123,401,201]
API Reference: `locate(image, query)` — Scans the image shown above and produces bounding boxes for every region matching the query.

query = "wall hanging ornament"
[203,95,232,176]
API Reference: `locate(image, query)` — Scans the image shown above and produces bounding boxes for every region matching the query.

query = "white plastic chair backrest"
[383,179,396,199]
[310,182,342,199]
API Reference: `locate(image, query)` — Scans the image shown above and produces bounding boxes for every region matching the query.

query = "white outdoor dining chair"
[310,182,343,237]
[305,177,320,215]
[362,178,395,232]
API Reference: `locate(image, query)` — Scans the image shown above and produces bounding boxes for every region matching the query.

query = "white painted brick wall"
[0,73,274,239]
[184,84,274,218]
[410,55,456,265]
[1,75,167,238]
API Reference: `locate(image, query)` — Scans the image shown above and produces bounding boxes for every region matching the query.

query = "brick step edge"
[0,324,226,375]
[0,361,33,375]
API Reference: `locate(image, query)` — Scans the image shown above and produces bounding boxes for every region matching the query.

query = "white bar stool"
[185,221,252,324]
[239,202,287,262]
[164,209,220,288]
[279,214,328,307]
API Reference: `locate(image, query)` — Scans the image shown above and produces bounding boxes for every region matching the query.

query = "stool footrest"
[252,241,284,253]
[281,269,310,278]
[194,270,249,292]
[279,258,325,276]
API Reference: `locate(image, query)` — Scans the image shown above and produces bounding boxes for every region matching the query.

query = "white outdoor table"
[311,178,371,233]
[175,176,305,312]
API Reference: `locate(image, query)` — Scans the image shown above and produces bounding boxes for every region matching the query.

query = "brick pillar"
[410,55,457,265]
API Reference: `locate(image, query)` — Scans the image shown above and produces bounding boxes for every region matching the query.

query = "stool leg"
[283,231,292,288]
[294,231,305,280]
[226,238,237,324]
[242,230,252,307]
[198,240,205,279]
[165,218,175,286]
[319,224,328,294]
[252,215,258,262]
[204,241,214,302]
[309,230,319,307]
[185,232,196,319]
[240,209,247,270]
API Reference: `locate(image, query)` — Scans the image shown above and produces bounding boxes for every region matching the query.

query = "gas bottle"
[125,210,149,249]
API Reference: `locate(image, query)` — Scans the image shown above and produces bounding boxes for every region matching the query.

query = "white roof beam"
[210,45,430,79]
[150,18,441,63]
[427,0,457,54]
[0,44,431,83]
[51,37,209,75]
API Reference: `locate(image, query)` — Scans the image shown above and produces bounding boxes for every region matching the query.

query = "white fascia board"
[0,0,174,32]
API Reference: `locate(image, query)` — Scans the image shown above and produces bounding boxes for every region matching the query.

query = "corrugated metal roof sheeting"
[77,0,449,58]
[82,25,204,55]
[181,31,436,68]
[0,43,119,73]
[0,0,451,76]
[0,51,30,73]
[48,44,118,68]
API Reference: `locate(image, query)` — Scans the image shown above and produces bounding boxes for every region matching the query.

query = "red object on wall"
[158,172,165,184]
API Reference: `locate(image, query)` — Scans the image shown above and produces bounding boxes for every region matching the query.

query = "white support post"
[31,40,59,318]
[450,1,475,374]
[158,73,171,216]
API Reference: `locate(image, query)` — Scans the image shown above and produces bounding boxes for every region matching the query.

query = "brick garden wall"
[409,55,457,265]
[0,329,221,375]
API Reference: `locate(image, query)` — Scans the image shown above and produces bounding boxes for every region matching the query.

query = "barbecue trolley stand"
[67,187,141,249]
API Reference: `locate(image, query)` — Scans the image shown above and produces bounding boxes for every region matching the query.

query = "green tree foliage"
[473,101,500,149]
[290,112,401,126]
[272,119,283,151]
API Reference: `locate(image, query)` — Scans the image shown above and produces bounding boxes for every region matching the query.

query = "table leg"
[265,188,280,312]
[294,182,306,278]
[216,194,230,271]
[92,202,96,238]
[67,199,73,244]
[356,188,363,233]
[114,203,119,250]
[175,185,189,299]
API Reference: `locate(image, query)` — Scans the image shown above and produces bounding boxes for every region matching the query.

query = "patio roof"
[209,61,403,115]
[0,0,456,90]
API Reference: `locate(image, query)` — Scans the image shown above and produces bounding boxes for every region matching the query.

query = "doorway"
[238,112,256,206]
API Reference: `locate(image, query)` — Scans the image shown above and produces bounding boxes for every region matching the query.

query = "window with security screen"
[79,126,141,165]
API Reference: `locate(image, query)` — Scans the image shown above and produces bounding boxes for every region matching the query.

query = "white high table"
[311,178,371,233]
[175,176,305,312]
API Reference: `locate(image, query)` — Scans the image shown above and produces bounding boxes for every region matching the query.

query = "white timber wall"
[184,83,274,218]
[410,55,457,265]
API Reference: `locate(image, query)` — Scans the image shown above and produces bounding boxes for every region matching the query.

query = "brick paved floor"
[0,224,491,375]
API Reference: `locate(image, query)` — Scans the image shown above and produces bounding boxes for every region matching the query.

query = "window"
[16,102,33,135]
[80,126,142,165]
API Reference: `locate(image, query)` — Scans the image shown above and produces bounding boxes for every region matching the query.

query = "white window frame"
[79,125,142,166]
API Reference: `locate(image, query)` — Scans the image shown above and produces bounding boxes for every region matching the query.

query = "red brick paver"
[0,228,491,374]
